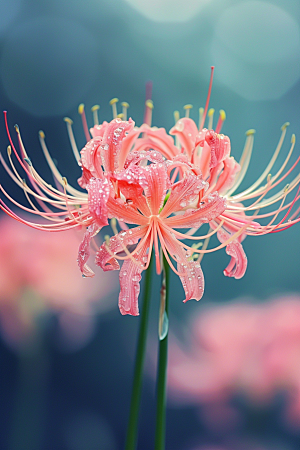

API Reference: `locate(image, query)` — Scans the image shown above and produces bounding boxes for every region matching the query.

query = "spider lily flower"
[1,75,300,316]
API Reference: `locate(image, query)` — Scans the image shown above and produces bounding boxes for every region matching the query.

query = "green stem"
[125,256,154,450]
[154,255,170,450]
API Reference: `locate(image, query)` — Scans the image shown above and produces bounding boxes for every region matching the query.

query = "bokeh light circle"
[211,1,300,100]
[121,0,210,23]
[0,17,100,116]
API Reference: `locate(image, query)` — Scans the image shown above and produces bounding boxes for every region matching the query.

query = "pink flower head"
[168,296,300,428]
[0,214,118,347]
[1,71,299,315]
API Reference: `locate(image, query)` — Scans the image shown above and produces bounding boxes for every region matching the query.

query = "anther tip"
[145,99,154,109]
[63,117,73,125]
[208,108,215,117]
[39,130,45,139]
[91,105,100,112]
[199,107,204,113]
[78,103,85,114]
[246,129,256,136]
[291,133,296,144]
[117,113,124,119]
[281,122,290,131]
[121,102,129,108]
[184,104,193,110]
[14,124,20,133]
[219,109,226,121]
[7,145,11,156]
[109,98,119,105]
[174,110,180,122]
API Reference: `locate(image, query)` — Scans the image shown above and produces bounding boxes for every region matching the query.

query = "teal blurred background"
[0,0,300,449]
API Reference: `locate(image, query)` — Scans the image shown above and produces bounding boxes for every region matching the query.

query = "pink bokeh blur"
[0,215,118,348]
[168,296,300,428]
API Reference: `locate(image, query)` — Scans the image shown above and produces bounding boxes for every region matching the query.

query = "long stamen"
[198,107,204,131]
[63,117,81,162]
[91,105,100,126]
[232,122,290,200]
[184,104,193,119]
[153,220,161,274]
[215,110,226,134]
[226,129,255,196]
[121,102,129,122]
[144,100,153,127]
[38,130,87,198]
[156,226,185,277]
[199,66,214,131]
[78,103,91,142]
[162,220,224,241]
[109,98,119,119]
[207,108,214,130]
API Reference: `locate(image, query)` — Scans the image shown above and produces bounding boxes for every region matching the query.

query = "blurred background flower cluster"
[0,0,300,449]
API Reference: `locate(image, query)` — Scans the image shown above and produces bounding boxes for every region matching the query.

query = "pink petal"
[101,118,135,173]
[77,166,94,189]
[169,118,199,159]
[87,177,110,227]
[118,128,141,170]
[214,157,240,194]
[135,124,178,160]
[96,225,147,272]
[123,149,165,169]
[164,192,226,229]
[217,228,248,279]
[107,197,149,226]
[118,233,151,316]
[161,172,207,218]
[79,136,104,184]
[77,223,98,277]
[197,129,231,172]
[138,163,170,215]
[161,226,204,302]
[90,121,109,138]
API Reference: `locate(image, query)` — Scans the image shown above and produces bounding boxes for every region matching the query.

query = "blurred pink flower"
[168,296,300,426]
[0,215,118,347]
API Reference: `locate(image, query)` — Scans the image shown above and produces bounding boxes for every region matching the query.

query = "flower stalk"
[125,256,154,450]
[155,254,170,450]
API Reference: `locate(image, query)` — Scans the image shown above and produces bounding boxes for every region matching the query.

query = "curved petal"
[214,157,240,194]
[217,228,248,279]
[118,128,141,170]
[170,118,199,159]
[164,192,226,229]
[161,172,207,218]
[160,225,204,302]
[139,163,170,215]
[101,118,135,173]
[135,124,178,159]
[77,222,99,277]
[87,177,110,227]
[118,233,151,316]
[79,136,104,182]
[90,121,109,138]
[96,225,147,271]
[197,129,231,172]
[107,197,149,226]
